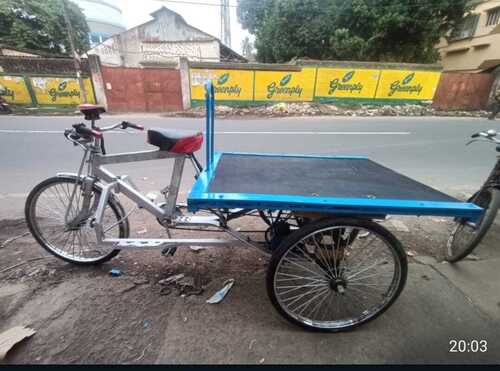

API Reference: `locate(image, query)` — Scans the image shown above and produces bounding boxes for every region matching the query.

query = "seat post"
[164,156,186,218]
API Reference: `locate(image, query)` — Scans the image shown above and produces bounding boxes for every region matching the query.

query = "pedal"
[161,246,177,257]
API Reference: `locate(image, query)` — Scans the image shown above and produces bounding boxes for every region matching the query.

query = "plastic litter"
[158,273,184,285]
[110,268,122,277]
[0,326,36,360]
[206,279,234,304]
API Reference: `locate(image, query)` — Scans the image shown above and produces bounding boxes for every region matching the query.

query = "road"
[1,114,500,364]
[0,114,499,219]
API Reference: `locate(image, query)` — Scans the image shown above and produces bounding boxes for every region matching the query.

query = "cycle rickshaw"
[25,82,482,332]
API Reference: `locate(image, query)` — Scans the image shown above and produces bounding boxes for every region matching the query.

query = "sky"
[107,0,252,53]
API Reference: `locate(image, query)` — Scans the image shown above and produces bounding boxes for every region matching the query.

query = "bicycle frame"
[61,137,262,252]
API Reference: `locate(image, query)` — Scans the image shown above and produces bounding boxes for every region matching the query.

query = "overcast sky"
[108,0,251,53]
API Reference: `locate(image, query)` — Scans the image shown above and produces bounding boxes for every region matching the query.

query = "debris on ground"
[465,254,480,261]
[133,277,150,285]
[0,326,36,360]
[136,228,148,235]
[0,257,51,275]
[165,102,491,120]
[143,320,152,329]
[189,246,206,252]
[406,250,417,257]
[0,232,30,249]
[133,343,151,362]
[158,273,185,285]
[206,279,235,304]
[158,274,203,296]
[110,268,122,277]
[249,339,256,350]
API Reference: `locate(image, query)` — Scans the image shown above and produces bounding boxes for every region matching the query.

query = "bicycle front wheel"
[25,176,129,265]
[446,188,500,263]
[267,217,407,332]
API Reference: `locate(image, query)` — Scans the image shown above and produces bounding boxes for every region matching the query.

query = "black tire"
[25,176,129,265]
[266,217,407,332]
[446,188,500,263]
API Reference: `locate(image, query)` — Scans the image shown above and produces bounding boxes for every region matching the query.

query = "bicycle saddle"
[147,128,203,154]
[79,104,106,121]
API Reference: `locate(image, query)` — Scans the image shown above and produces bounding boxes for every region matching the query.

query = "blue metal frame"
[187,152,483,220]
[193,82,483,221]
[205,81,215,171]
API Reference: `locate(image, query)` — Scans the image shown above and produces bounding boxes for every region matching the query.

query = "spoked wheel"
[25,176,129,265]
[446,188,500,263]
[267,217,407,332]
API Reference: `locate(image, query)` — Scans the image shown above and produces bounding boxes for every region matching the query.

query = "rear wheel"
[267,217,407,332]
[25,176,129,265]
[446,188,500,262]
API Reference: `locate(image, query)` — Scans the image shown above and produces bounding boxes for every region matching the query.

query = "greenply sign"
[316,68,380,99]
[255,69,316,101]
[190,69,253,100]
[265,74,304,99]
[387,73,423,97]
[214,73,242,97]
[189,66,441,104]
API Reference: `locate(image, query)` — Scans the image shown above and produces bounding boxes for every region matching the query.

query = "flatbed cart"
[25,81,483,333]
[186,82,482,331]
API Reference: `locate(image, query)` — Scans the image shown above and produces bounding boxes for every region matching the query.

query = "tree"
[241,36,256,61]
[237,0,470,63]
[0,0,90,55]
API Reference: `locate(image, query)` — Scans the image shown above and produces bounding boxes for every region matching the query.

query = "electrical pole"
[220,0,231,47]
[61,0,88,103]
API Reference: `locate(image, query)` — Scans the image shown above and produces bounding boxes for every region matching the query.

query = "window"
[486,7,500,26]
[449,14,479,41]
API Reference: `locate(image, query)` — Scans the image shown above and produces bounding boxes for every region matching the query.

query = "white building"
[71,0,126,46]
[87,7,246,67]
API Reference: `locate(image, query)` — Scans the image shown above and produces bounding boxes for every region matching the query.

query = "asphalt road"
[0,114,499,219]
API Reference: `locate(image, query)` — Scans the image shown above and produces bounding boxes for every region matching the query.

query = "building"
[71,0,126,46]
[436,0,500,72]
[87,7,246,67]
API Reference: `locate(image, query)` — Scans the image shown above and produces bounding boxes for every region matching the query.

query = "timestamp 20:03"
[449,340,488,353]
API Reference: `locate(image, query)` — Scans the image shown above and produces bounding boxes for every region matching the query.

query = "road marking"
[217,131,411,135]
[0,129,411,135]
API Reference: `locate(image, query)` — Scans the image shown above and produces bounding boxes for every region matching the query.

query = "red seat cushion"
[147,128,203,153]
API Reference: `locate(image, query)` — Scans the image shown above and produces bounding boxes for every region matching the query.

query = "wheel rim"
[29,180,121,263]
[446,191,490,259]
[273,225,402,330]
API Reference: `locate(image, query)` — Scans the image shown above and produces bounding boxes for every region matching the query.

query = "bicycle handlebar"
[121,121,144,131]
[468,129,500,145]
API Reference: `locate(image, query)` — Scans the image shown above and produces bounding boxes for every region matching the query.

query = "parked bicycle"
[446,129,500,262]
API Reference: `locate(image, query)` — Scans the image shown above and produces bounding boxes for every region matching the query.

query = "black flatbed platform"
[188,152,482,219]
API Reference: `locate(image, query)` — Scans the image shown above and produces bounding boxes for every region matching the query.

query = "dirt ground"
[0,208,495,364]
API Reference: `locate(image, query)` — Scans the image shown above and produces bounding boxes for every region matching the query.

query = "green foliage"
[237,0,470,63]
[0,0,90,55]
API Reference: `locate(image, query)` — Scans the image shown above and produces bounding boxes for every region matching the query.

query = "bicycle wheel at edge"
[266,217,407,332]
[25,176,129,265]
[446,188,500,263]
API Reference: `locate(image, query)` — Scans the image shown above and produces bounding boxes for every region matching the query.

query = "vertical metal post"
[209,82,215,168]
[165,156,186,217]
[205,81,215,170]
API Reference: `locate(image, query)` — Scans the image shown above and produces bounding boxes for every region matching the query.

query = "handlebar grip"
[471,133,480,138]
[121,121,144,131]
[73,123,102,138]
